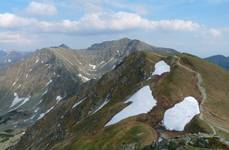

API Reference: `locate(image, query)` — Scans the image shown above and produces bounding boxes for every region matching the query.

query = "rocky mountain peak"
[59,44,69,49]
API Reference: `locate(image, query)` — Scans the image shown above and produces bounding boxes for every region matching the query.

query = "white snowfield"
[78,73,90,82]
[56,96,63,103]
[89,64,96,69]
[37,106,54,120]
[105,86,157,126]
[46,79,53,86]
[72,97,87,109]
[10,93,31,108]
[163,96,200,131]
[92,99,110,115]
[152,60,170,76]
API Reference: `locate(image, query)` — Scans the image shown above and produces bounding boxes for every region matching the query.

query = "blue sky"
[0,0,229,57]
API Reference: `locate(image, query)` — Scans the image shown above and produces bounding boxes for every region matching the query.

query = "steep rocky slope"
[0,38,177,149]
[1,38,229,149]
[14,50,229,150]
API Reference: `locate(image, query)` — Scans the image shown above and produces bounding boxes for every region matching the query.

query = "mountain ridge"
[0,38,229,149]
[205,55,229,70]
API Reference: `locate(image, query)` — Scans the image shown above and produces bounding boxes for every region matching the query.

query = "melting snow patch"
[17,84,22,89]
[42,89,48,96]
[37,113,45,120]
[46,106,54,113]
[72,97,86,109]
[35,58,39,63]
[78,73,90,82]
[112,65,116,69]
[10,93,24,107]
[8,59,11,63]
[12,81,17,86]
[10,93,31,108]
[92,99,110,115]
[56,96,63,103]
[105,85,157,126]
[34,107,39,113]
[163,96,200,131]
[89,64,96,69]
[16,97,30,108]
[46,79,52,86]
[152,60,170,76]
[37,106,54,120]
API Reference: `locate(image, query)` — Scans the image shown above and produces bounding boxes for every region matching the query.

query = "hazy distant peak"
[205,54,229,70]
[59,44,69,49]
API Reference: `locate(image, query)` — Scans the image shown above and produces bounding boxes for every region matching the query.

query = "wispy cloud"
[0,32,35,44]
[0,13,34,28]
[0,0,227,55]
[0,11,220,37]
[26,1,57,16]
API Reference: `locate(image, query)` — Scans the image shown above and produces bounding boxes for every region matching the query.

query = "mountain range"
[0,50,29,69]
[0,38,228,150]
[205,55,229,70]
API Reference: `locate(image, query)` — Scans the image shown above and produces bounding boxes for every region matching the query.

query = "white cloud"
[209,28,221,37]
[26,1,57,16]
[0,13,34,28]
[151,19,200,31]
[0,12,221,38]
[35,12,201,33]
[0,32,34,44]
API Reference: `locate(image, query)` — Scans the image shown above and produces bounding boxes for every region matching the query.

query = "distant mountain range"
[0,50,30,69]
[205,55,229,70]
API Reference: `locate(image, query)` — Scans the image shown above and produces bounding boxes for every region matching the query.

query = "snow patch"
[152,60,170,76]
[37,106,54,120]
[10,93,31,108]
[46,79,52,86]
[34,107,39,113]
[37,113,45,120]
[56,96,63,103]
[78,73,90,82]
[89,64,96,69]
[72,97,87,109]
[42,89,48,96]
[8,59,11,63]
[35,58,39,63]
[163,96,200,131]
[112,65,116,69]
[17,84,22,89]
[16,97,30,108]
[105,86,157,126]
[10,93,24,107]
[12,81,17,86]
[92,99,110,115]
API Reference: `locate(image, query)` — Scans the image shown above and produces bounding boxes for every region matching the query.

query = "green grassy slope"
[180,53,229,139]
[15,52,229,150]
